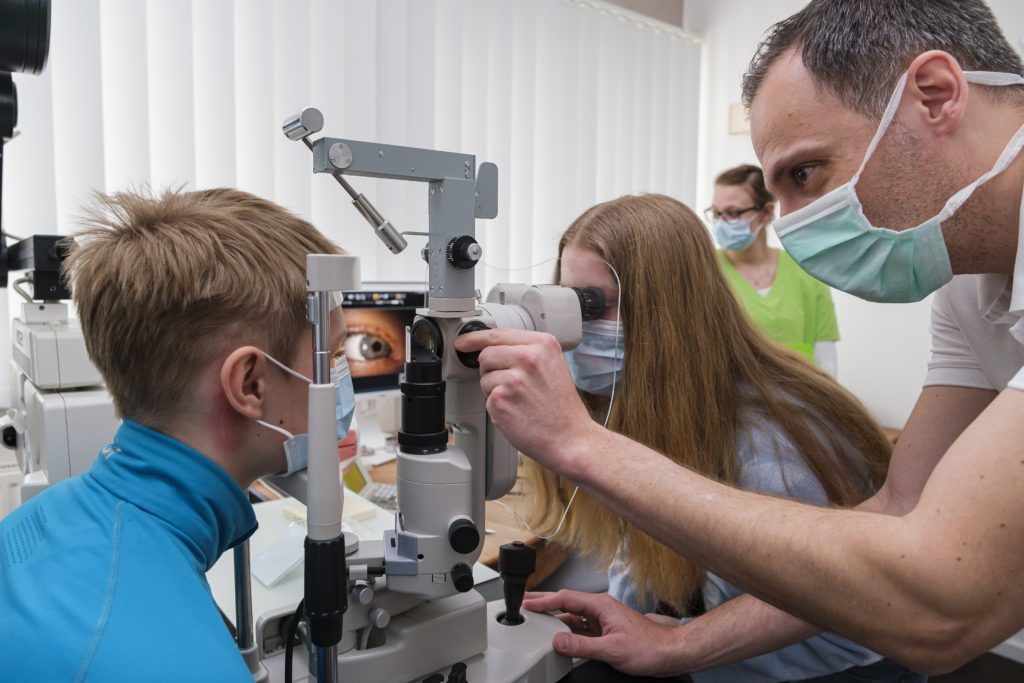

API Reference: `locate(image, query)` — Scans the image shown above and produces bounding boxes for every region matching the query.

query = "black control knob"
[446,236,482,269]
[450,563,474,593]
[497,541,536,626]
[455,320,490,369]
[2,425,15,448]
[573,286,607,322]
[448,518,480,555]
[446,662,468,683]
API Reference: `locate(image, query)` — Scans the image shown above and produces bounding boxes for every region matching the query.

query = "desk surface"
[370,461,567,587]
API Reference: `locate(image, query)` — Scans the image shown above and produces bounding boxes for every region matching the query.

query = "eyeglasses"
[703,205,763,222]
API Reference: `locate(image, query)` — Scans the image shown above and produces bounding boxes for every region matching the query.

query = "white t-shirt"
[925,187,1024,392]
[926,274,1024,391]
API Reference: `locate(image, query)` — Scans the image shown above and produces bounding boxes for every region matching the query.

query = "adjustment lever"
[497,541,535,626]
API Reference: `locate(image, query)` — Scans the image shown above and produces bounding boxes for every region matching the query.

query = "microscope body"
[386,283,586,602]
[266,112,580,682]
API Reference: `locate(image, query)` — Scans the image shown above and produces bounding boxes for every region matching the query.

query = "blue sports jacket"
[0,420,258,681]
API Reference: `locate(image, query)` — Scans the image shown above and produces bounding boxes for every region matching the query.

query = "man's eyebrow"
[766,142,831,186]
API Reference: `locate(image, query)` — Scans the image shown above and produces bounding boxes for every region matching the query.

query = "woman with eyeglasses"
[709,164,840,376]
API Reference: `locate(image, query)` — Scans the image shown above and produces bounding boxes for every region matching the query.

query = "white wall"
[685,0,1024,429]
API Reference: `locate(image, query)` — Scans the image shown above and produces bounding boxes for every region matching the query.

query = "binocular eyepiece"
[573,286,606,322]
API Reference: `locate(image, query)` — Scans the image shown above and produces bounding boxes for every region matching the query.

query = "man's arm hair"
[562,386,1020,674]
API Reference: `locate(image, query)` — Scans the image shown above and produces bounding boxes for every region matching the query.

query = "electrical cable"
[493,258,623,540]
[284,598,305,683]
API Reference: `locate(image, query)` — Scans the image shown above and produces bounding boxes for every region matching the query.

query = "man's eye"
[792,165,813,185]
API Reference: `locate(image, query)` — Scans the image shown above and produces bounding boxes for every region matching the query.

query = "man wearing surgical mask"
[456,0,1024,677]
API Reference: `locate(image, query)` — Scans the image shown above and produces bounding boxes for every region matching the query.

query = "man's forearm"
[561,425,952,670]
[674,488,906,672]
[676,594,819,673]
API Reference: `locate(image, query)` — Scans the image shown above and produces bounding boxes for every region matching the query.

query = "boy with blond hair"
[0,188,350,680]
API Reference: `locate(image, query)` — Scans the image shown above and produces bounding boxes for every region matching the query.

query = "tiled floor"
[931,653,1024,682]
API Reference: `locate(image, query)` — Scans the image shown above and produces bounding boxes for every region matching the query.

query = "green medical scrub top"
[718,250,839,360]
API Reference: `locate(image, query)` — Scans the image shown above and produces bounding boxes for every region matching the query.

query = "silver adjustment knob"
[368,607,390,629]
[352,585,374,606]
[282,107,324,141]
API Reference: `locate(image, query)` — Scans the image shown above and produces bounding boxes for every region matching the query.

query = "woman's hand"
[522,590,692,678]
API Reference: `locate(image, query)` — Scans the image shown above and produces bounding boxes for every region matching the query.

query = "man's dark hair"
[742,0,1024,117]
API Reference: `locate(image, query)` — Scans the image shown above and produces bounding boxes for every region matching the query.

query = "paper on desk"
[361,450,397,467]
[473,563,499,584]
[282,494,378,523]
[253,494,378,588]
[251,522,306,587]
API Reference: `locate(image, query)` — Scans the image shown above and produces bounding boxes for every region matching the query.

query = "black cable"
[284,598,305,683]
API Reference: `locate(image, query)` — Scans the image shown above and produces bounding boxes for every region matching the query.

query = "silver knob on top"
[282,107,324,141]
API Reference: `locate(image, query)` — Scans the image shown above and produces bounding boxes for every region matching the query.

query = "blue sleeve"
[691,633,885,683]
[690,418,883,683]
[607,550,658,615]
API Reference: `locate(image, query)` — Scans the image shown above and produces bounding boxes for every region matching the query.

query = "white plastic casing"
[12,307,103,390]
[6,306,119,501]
[306,383,343,540]
[14,378,118,501]
[307,254,362,293]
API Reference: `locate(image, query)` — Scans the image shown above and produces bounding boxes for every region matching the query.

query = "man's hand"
[454,329,594,469]
[522,590,688,678]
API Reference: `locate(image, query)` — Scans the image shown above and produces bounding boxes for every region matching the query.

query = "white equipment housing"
[6,302,118,501]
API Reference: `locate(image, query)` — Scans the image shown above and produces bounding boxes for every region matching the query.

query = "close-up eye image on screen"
[341,289,425,392]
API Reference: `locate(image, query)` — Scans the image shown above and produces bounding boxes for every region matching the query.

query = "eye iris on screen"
[342,310,407,379]
[358,335,392,360]
[344,333,394,362]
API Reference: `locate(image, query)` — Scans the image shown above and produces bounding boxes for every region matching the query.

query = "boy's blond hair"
[62,187,341,422]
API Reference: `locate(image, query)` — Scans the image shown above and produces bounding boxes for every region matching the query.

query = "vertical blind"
[0,0,701,392]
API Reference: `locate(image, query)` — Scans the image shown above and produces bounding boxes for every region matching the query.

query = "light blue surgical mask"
[565,319,624,397]
[775,68,1024,303]
[256,354,356,476]
[713,218,758,251]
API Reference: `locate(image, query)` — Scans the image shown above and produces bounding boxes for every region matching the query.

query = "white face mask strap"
[255,419,295,440]
[254,354,308,439]
[939,121,1024,221]
[853,72,910,184]
[963,71,1024,87]
[264,352,312,384]
[942,71,1024,219]
[598,258,623,425]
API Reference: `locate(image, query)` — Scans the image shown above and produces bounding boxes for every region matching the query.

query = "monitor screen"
[341,290,425,393]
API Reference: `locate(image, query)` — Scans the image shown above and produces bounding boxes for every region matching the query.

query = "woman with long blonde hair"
[526,194,922,682]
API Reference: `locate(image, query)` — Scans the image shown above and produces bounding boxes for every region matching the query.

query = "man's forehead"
[749,48,869,189]
[750,49,821,158]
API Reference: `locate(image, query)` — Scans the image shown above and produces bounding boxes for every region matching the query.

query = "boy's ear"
[221,346,266,420]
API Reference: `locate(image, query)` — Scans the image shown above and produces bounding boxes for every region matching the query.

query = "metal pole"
[316,645,338,682]
[306,288,342,683]
[311,291,332,384]
[233,541,254,650]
